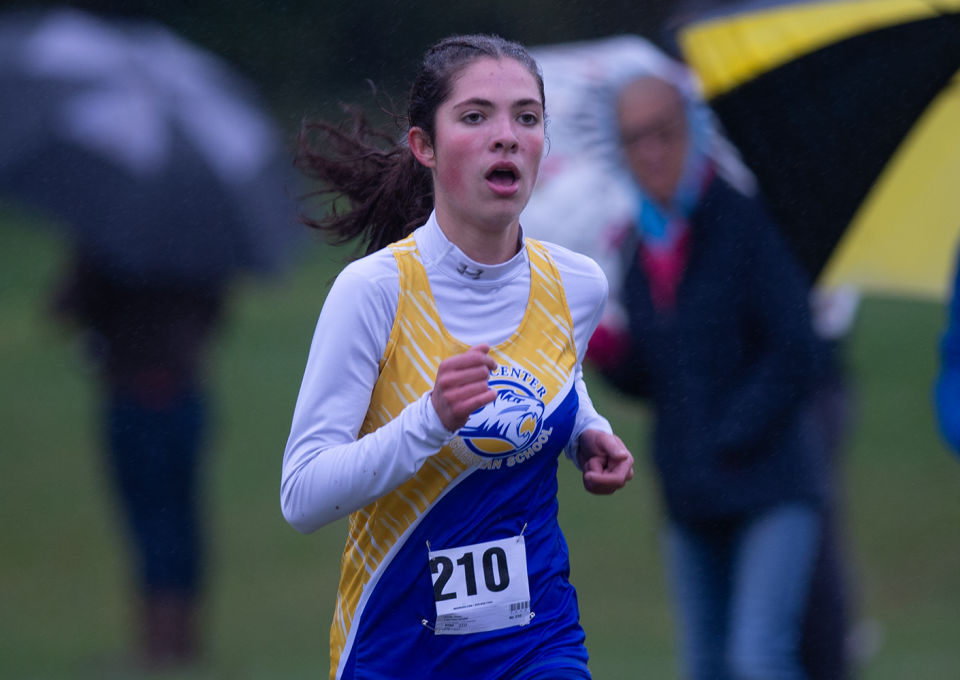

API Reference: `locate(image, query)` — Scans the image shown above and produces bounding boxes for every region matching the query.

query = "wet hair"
[296,34,544,256]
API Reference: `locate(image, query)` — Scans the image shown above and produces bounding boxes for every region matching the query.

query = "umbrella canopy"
[0,9,297,284]
[677,0,960,297]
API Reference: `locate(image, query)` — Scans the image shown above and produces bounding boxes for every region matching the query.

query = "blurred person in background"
[54,259,222,670]
[522,36,851,680]
[4,8,297,670]
[600,74,827,680]
[802,286,861,680]
[934,252,960,456]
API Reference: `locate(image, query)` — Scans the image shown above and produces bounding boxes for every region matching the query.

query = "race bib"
[427,535,531,635]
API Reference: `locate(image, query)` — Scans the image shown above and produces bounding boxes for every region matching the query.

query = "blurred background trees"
[0,0,680,122]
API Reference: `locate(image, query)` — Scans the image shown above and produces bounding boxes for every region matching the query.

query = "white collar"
[417,212,528,285]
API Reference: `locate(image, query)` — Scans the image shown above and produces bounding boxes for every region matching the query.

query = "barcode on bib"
[510,601,529,612]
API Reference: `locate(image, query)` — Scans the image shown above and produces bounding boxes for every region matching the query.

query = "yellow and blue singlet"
[330,235,589,680]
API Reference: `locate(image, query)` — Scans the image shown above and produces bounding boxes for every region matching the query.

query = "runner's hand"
[431,344,498,432]
[577,430,634,495]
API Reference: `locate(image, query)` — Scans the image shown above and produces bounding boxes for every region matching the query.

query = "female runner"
[282,35,634,680]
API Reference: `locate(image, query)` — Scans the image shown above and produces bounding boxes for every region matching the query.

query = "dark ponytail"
[296,34,544,257]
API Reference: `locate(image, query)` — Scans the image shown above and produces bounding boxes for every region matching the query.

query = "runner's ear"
[408,127,436,169]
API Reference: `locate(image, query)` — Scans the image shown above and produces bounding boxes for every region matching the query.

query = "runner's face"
[419,57,545,232]
[617,77,689,205]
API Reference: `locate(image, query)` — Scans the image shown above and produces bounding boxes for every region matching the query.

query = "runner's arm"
[281,268,454,534]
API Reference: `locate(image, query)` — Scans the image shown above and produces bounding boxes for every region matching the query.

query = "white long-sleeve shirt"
[281,214,612,534]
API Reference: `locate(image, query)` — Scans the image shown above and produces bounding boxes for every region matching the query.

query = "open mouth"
[486,168,518,186]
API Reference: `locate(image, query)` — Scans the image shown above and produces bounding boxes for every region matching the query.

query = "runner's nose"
[491,115,519,152]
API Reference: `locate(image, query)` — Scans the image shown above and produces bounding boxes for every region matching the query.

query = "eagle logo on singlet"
[458,379,545,459]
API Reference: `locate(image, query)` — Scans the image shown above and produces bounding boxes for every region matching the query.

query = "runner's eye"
[518,113,539,126]
[462,112,483,124]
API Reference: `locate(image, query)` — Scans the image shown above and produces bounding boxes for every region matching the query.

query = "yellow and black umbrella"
[678,0,960,297]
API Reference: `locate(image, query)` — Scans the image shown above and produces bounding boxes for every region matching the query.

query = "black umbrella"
[0,8,297,284]
[676,0,960,295]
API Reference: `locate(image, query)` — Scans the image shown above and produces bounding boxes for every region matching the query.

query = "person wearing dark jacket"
[610,178,823,526]
[55,255,222,670]
[603,76,826,680]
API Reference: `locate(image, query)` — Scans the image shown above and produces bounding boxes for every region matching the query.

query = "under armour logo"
[457,263,484,279]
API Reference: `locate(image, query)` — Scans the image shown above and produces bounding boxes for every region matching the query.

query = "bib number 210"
[431,546,510,600]
[427,535,531,635]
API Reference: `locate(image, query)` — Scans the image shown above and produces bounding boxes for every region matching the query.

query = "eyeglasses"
[621,117,688,150]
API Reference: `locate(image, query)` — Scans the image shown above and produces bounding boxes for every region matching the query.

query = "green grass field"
[1,212,958,679]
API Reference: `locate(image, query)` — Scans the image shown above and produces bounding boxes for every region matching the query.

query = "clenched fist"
[431,344,498,432]
[577,430,635,495]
